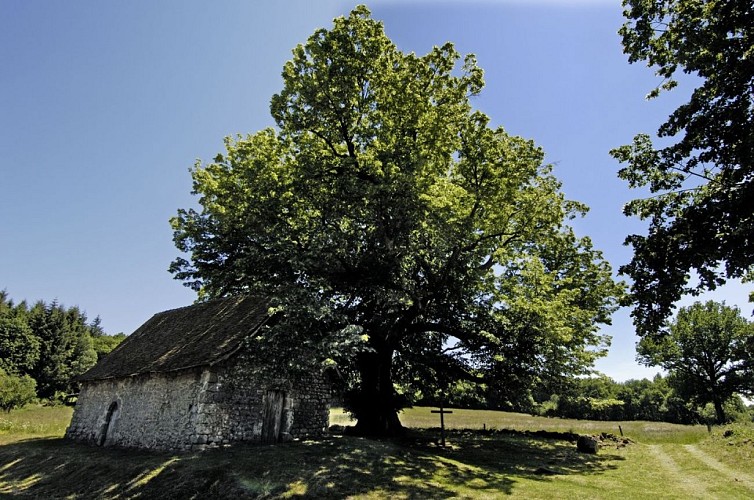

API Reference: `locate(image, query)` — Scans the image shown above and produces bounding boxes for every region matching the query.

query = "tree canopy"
[637,300,754,424]
[612,0,754,336]
[170,6,622,435]
[0,315,40,375]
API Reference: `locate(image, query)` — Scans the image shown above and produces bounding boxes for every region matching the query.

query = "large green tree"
[0,316,40,375]
[637,300,754,424]
[612,0,754,336]
[27,301,98,399]
[170,7,622,435]
[0,291,40,375]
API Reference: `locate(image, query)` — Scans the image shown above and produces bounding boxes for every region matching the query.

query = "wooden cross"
[431,404,453,447]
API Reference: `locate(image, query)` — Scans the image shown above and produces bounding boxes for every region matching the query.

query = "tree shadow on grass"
[0,437,186,498]
[0,429,625,498]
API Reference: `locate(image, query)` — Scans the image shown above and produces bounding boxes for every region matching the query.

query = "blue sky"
[1,0,750,382]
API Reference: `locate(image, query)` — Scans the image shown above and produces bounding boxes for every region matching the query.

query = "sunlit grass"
[0,405,72,442]
[127,457,180,489]
[699,422,754,469]
[331,406,710,444]
[0,471,42,494]
[0,405,750,498]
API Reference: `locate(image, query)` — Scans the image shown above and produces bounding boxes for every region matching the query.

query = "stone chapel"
[65,296,330,450]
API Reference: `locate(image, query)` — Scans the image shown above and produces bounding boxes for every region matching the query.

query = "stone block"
[577,435,600,454]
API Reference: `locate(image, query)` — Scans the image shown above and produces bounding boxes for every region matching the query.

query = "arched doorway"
[97,401,119,446]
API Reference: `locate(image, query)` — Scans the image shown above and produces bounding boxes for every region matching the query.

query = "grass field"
[0,405,752,498]
[0,406,73,444]
[332,407,711,444]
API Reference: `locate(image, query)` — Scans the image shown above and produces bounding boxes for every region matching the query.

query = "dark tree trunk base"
[346,339,405,438]
[350,410,405,437]
[713,399,727,425]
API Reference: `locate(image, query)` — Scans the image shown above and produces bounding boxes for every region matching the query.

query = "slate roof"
[79,296,270,381]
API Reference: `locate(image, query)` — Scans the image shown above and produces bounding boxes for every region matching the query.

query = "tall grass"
[0,405,72,442]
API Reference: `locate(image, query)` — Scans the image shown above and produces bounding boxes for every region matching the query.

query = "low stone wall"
[66,356,331,451]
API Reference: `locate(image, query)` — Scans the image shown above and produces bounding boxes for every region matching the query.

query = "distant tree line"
[535,374,751,425]
[419,373,751,425]
[0,290,125,411]
[418,299,754,425]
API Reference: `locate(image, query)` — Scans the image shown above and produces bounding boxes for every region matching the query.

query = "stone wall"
[66,355,331,451]
[65,370,204,450]
[287,377,331,438]
[195,354,331,448]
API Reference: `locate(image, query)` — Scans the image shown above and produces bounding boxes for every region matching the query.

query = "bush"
[699,397,750,424]
[536,395,559,417]
[0,369,37,412]
[557,395,625,421]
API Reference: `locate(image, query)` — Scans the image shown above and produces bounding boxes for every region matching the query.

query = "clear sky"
[1,0,750,382]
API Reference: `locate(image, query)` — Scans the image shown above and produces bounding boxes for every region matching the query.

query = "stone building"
[65,296,330,451]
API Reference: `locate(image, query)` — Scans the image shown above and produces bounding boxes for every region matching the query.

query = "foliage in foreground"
[170,5,622,436]
[613,0,754,336]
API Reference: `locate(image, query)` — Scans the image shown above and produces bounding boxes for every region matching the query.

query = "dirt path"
[648,444,711,499]
[683,445,754,492]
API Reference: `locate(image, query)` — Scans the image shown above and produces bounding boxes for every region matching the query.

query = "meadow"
[0,405,752,498]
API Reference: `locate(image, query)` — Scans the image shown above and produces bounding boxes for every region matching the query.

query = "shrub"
[0,368,37,412]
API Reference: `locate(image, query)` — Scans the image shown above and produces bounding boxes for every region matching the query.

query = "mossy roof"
[79,296,270,381]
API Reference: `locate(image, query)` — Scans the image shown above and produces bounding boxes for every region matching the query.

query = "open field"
[0,405,752,498]
[0,406,73,444]
[332,407,712,444]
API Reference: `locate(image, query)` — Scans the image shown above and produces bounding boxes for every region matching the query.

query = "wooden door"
[261,390,286,444]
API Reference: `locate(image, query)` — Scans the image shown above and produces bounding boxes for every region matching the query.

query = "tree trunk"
[712,397,726,425]
[350,339,404,437]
